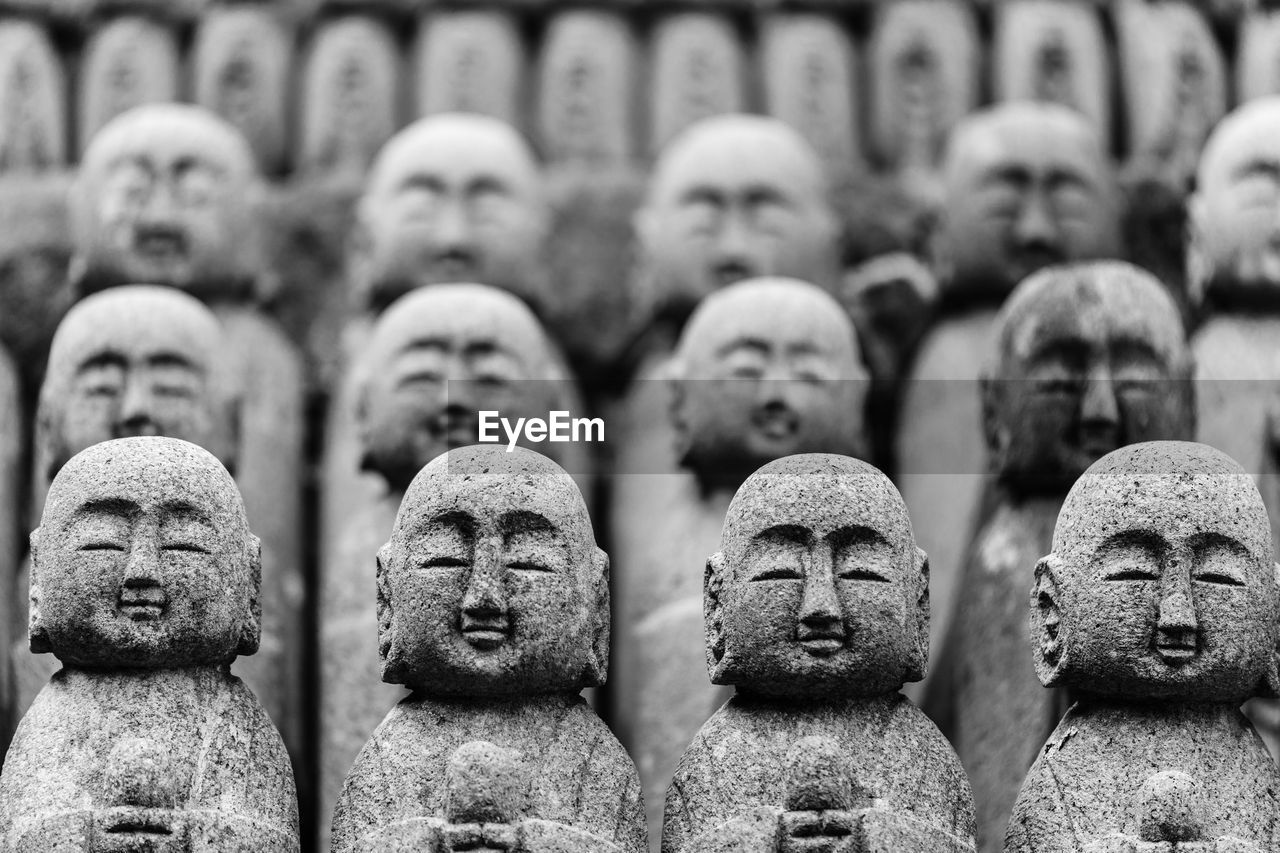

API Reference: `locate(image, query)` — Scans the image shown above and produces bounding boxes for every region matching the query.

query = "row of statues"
[4,434,1278,853]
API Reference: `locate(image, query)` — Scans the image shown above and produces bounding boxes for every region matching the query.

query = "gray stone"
[931,263,1195,853]
[1006,441,1280,851]
[663,453,975,853]
[0,437,299,851]
[0,20,66,174]
[76,17,180,158]
[648,14,746,158]
[330,446,645,853]
[1237,8,1280,103]
[414,11,525,129]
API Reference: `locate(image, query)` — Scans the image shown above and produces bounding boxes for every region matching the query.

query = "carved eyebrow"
[1233,158,1280,183]
[1026,338,1089,367]
[76,351,128,373]
[399,173,447,194]
[146,352,201,372]
[395,338,452,357]
[980,164,1033,189]
[827,525,891,549]
[173,155,222,178]
[466,175,508,196]
[751,524,812,546]
[72,497,139,522]
[499,510,556,537]
[678,185,726,206]
[714,338,771,359]
[1044,168,1090,192]
[1109,336,1163,365]
[159,501,212,526]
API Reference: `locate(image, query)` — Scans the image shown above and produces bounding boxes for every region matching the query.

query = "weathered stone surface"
[1237,7,1280,102]
[414,10,524,128]
[759,13,863,182]
[648,13,747,158]
[299,15,400,179]
[1006,442,1280,851]
[319,285,591,847]
[193,6,293,177]
[331,446,645,853]
[76,17,180,158]
[536,10,636,169]
[896,103,1121,709]
[928,263,1195,853]
[0,437,299,851]
[868,0,979,196]
[992,1,1110,148]
[0,19,65,174]
[1115,0,1226,190]
[349,113,549,312]
[663,453,975,853]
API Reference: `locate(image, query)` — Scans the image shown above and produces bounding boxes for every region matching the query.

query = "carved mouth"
[797,628,845,657]
[118,587,167,621]
[461,616,509,650]
[711,260,755,287]
[752,407,800,441]
[132,227,188,262]
[1155,641,1197,665]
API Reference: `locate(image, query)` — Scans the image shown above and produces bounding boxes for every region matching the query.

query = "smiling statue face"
[674,278,869,490]
[357,285,559,495]
[31,437,260,668]
[355,114,548,310]
[1035,442,1280,703]
[73,104,260,297]
[39,286,238,481]
[377,446,608,696]
[984,262,1194,494]
[707,454,927,699]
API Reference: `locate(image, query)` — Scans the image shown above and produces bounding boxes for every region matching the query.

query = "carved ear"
[1030,555,1067,688]
[236,535,262,657]
[29,529,49,654]
[1184,192,1211,310]
[1261,562,1280,699]
[376,545,403,685]
[704,552,729,683]
[979,373,1007,462]
[668,362,691,464]
[584,548,611,688]
[905,546,930,683]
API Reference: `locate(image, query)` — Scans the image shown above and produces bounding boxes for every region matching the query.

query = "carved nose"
[1014,196,1058,247]
[461,563,507,620]
[799,550,842,630]
[1157,589,1197,636]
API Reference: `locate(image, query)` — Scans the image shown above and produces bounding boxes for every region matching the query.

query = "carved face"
[74,105,259,296]
[356,115,547,307]
[358,286,559,495]
[377,447,608,696]
[984,263,1194,493]
[1190,98,1280,296]
[30,437,260,668]
[637,116,840,313]
[40,287,237,480]
[1035,442,1280,702]
[674,279,868,488]
[707,455,927,699]
[938,104,1118,295]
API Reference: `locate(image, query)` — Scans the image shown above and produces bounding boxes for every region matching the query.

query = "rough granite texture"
[931,263,1196,853]
[896,102,1120,706]
[0,437,299,852]
[331,446,645,853]
[663,453,975,853]
[1006,441,1280,851]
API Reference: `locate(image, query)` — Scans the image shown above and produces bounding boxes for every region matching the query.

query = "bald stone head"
[30,437,261,668]
[38,285,240,482]
[936,102,1119,297]
[72,104,262,298]
[1189,96,1280,302]
[376,445,609,696]
[705,453,929,699]
[352,113,549,310]
[1033,441,1280,703]
[671,278,869,491]
[982,262,1194,494]
[357,284,567,494]
[636,115,841,317]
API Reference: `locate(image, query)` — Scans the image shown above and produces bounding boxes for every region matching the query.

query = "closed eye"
[419,556,469,569]
[1194,572,1244,587]
[507,560,552,573]
[162,542,209,554]
[1104,568,1158,581]
[751,567,803,582]
[79,542,125,551]
[839,568,890,582]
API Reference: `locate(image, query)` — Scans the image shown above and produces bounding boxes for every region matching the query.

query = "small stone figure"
[76,17,180,158]
[0,19,65,174]
[648,13,747,159]
[1006,441,1280,851]
[895,102,1120,703]
[70,103,305,782]
[331,445,645,853]
[0,437,299,852]
[664,453,976,853]
[930,263,1195,852]
[415,11,525,129]
[613,278,870,845]
[320,284,586,841]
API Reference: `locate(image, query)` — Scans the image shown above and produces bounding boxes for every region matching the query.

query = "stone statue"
[0,19,65,174]
[330,445,645,853]
[895,102,1120,705]
[14,285,240,714]
[319,284,587,845]
[613,278,870,845]
[929,263,1195,852]
[415,11,524,128]
[648,13,746,159]
[663,453,975,853]
[69,103,305,786]
[1006,441,1280,851]
[0,437,299,852]
[76,17,180,158]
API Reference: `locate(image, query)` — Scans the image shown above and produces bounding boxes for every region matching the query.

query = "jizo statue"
[0,437,299,852]
[929,263,1195,853]
[1006,442,1280,851]
[663,453,975,853]
[330,446,645,853]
